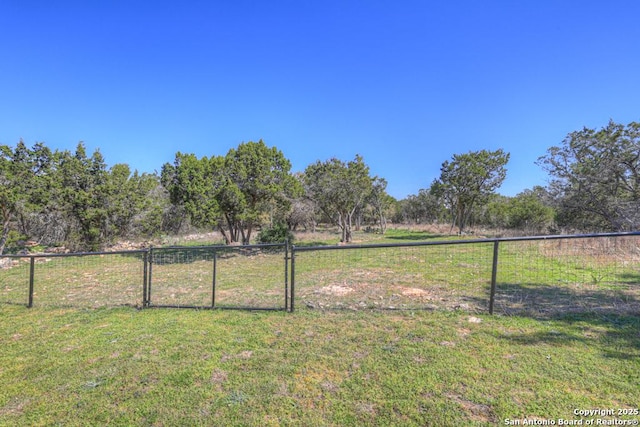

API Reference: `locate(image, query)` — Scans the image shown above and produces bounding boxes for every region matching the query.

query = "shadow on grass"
[299,279,639,359]
[618,272,640,282]
[0,301,29,308]
[493,282,640,318]
[491,282,640,359]
[384,232,448,241]
[293,241,332,248]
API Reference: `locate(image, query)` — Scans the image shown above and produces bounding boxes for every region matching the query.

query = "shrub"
[256,223,294,244]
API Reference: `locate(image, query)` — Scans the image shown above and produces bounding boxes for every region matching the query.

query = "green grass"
[1,305,638,426]
[292,232,640,315]
[2,228,639,316]
[1,228,639,425]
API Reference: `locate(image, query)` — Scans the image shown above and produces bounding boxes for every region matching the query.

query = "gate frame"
[145,242,290,311]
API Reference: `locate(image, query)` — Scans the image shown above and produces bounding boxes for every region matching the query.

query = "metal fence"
[0,250,146,308]
[291,232,640,317]
[2,232,639,316]
[146,244,289,310]
[0,243,289,311]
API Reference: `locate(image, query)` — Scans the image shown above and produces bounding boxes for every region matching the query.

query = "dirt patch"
[316,285,354,296]
[210,369,228,388]
[445,393,495,423]
[0,397,30,417]
[0,258,15,269]
[398,287,431,297]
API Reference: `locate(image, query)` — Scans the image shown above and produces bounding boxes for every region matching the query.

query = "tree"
[479,188,555,234]
[0,140,54,254]
[433,149,510,234]
[1,140,169,253]
[56,143,113,251]
[162,140,296,244]
[505,188,555,233]
[538,120,640,231]
[285,197,317,231]
[366,177,393,233]
[304,155,373,243]
[103,164,160,239]
[399,187,446,225]
[224,140,297,244]
[137,177,185,236]
[161,153,225,237]
[162,152,218,227]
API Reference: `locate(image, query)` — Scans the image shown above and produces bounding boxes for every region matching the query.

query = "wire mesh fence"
[292,233,640,316]
[147,244,288,310]
[34,252,144,308]
[2,232,639,315]
[0,252,145,308]
[0,256,31,306]
[292,242,495,312]
[212,245,288,310]
[494,235,640,317]
[148,247,216,308]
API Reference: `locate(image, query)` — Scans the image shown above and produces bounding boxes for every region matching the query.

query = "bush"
[256,223,294,244]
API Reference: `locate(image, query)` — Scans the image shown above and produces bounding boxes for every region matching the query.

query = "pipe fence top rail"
[0,249,150,258]
[151,242,287,251]
[292,231,640,252]
[0,242,288,259]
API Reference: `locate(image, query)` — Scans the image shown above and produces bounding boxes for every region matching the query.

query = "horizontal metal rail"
[1,242,287,259]
[145,304,286,311]
[292,231,640,252]
[0,249,149,258]
[152,242,286,251]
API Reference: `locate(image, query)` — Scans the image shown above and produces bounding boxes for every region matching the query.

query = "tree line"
[1,120,639,254]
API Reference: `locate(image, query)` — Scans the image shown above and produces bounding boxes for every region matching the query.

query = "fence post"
[147,248,153,307]
[489,240,499,315]
[142,250,148,308]
[212,251,217,309]
[28,256,35,308]
[284,240,289,312]
[290,245,295,312]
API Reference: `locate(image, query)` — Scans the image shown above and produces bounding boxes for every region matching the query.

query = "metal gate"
[146,243,290,310]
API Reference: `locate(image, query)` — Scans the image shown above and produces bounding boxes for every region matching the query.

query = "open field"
[1,305,639,426]
[2,228,639,316]
[1,228,639,425]
[293,231,640,316]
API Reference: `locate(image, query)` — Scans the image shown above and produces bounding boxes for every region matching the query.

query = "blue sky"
[2,1,639,199]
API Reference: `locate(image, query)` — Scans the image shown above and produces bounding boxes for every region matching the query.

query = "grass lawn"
[1,305,639,426]
[1,227,639,425]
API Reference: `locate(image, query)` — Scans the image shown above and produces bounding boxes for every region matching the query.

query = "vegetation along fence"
[1,233,639,316]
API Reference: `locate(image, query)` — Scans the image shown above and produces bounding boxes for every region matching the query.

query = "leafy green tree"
[137,177,184,236]
[304,155,373,243]
[162,140,296,244]
[505,188,555,233]
[56,143,111,251]
[365,177,393,233]
[399,187,446,225]
[103,164,160,239]
[538,120,640,231]
[479,188,555,234]
[224,140,297,244]
[433,149,510,234]
[477,194,510,229]
[161,152,222,234]
[0,140,54,254]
